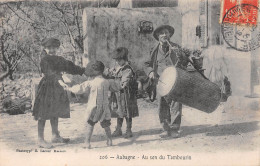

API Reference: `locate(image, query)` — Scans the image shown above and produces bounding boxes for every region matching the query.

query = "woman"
[33,38,86,148]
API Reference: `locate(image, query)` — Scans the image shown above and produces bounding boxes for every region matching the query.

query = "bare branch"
[18,46,41,74]
[6,3,53,31]
[52,2,77,50]
[1,35,12,68]
[6,4,34,25]
[0,34,16,81]
[16,3,37,23]
[0,68,12,82]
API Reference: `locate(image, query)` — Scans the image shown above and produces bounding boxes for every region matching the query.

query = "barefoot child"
[60,61,119,149]
[33,38,86,148]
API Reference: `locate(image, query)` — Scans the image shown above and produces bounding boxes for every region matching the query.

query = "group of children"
[60,47,139,149]
[33,37,139,149]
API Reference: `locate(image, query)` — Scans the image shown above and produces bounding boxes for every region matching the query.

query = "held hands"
[149,72,159,80]
[149,72,155,79]
[121,82,128,89]
[84,67,93,76]
[103,68,110,76]
[58,80,70,90]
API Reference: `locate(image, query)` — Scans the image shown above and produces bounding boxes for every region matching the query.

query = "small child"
[59,61,119,149]
[104,47,139,138]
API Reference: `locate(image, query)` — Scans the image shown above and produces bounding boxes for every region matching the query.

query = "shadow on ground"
[59,121,260,148]
[181,121,260,137]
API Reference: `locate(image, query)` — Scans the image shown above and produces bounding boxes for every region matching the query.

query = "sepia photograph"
[0,0,259,165]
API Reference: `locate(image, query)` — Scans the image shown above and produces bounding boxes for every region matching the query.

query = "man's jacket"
[143,41,189,77]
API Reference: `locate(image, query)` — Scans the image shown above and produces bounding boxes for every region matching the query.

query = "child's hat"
[112,47,128,60]
[41,38,60,48]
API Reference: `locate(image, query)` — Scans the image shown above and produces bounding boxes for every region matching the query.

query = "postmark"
[221,1,258,26]
[221,4,260,52]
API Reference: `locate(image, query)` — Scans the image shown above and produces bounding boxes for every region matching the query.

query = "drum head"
[157,66,177,97]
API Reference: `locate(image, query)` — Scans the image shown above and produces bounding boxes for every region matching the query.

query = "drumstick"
[157,79,166,85]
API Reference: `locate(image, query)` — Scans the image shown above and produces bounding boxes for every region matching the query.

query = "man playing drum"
[144,25,191,138]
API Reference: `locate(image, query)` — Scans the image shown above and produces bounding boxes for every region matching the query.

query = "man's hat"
[112,47,128,60]
[153,25,175,41]
[41,38,61,48]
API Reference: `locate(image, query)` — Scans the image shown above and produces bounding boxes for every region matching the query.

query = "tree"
[0,0,120,81]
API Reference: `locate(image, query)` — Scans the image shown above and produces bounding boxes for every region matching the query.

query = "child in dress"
[59,61,119,149]
[33,38,86,148]
[104,47,139,138]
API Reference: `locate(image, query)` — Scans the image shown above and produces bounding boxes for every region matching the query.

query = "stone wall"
[82,7,182,70]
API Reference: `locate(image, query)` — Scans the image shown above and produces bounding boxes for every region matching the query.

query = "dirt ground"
[0,97,260,165]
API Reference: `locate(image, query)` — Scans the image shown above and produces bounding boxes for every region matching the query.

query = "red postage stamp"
[220,0,259,25]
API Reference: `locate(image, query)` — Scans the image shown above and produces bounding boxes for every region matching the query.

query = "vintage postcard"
[0,0,259,165]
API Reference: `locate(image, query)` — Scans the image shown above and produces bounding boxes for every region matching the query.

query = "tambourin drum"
[157,66,221,113]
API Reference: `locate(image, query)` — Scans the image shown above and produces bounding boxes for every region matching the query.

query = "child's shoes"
[38,140,53,149]
[124,128,133,138]
[106,139,113,146]
[51,136,70,143]
[112,128,122,137]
